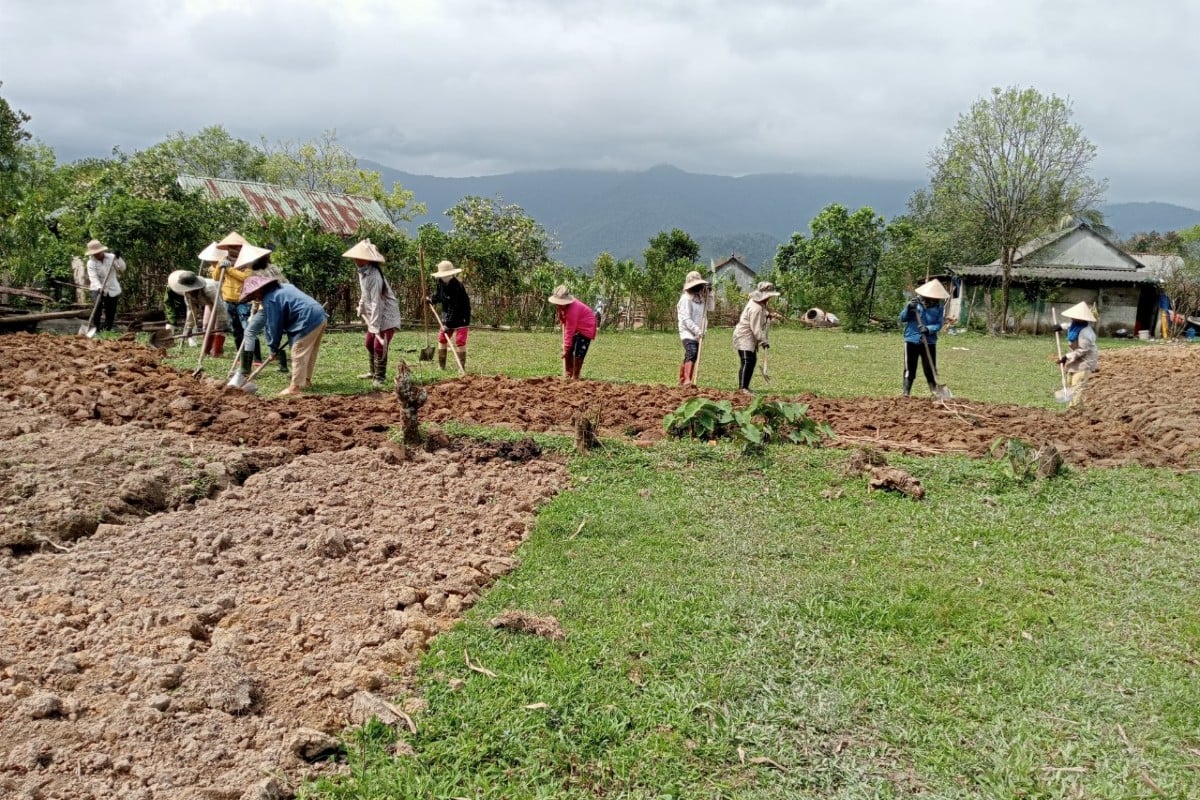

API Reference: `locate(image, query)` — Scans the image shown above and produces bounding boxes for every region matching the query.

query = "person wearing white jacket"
[676,271,712,386]
[344,239,402,389]
[84,239,127,332]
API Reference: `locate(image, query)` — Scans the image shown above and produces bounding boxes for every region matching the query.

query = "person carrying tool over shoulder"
[84,239,127,332]
[344,238,401,389]
[677,270,712,386]
[900,279,951,397]
[1057,301,1098,408]
[733,281,779,395]
[548,285,597,379]
[428,260,471,370]
[237,271,327,397]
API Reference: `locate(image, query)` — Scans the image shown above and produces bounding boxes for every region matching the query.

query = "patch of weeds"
[665,397,834,455]
[987,436,1065,483]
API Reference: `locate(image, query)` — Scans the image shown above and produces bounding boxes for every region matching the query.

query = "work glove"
[186,337,198,347]
[1058,356,1068,366]
[918,325,928,334]
[760,342,770,350]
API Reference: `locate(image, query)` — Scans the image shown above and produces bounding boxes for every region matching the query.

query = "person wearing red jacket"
[548,284,597,379]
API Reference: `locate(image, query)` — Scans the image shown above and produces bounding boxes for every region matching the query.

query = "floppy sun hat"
[167,270,204,294]
[548,285,574,305]
[431,260,462,278]
[85,239,108,256]
[238,274,279,303]
[683,270,709,291]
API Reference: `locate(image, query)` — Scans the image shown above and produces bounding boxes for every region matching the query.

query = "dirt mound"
[3,334,1197,469]
[0,446,567,799]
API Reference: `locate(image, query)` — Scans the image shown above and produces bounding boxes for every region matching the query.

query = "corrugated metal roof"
[954,264,1161,284]
[178,175,393,235]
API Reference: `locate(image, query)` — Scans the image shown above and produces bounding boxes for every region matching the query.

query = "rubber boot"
[437,347,447,370]
[227,349,254,388]
[358,352,376,381]
[276,348,289,374]
[681,361,694,386]
[678,362,687,385]
[373,351,387,389]
[902,378,912,397]
[570,357,583,380]
[457,349,466,372]
[928,382,937,396]
[208,334,225,358]
[563,354,576,378]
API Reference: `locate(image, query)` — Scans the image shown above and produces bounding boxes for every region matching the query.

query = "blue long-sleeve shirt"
[899,301,944,345]
[261,284,327,352]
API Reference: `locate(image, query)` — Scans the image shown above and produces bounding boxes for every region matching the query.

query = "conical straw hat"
[342,239,385,262]
[234,244,273,269]
[915,279,950,300]
[197,242,222,263]
[1062,301,1096,322]
[217,231,249,250]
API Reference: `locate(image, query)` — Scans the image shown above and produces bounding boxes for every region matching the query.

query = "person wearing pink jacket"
[548,284,597,379]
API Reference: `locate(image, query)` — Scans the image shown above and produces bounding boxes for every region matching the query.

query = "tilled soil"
[1,333,1197,799]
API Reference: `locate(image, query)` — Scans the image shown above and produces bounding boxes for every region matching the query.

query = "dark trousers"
[903,340,937,391]
[737,349,757,390]
[90,291,119,331]
[682,338,700,363]
[225,300,248,350]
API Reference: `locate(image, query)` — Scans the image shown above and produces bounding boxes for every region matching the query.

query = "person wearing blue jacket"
[238,273,328,396]
[900,279,951,396]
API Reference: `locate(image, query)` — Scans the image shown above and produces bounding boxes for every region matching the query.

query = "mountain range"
[364,161,1200,269]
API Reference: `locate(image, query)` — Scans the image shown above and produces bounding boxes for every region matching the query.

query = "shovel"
[1051,308,1073,404]
[920,334,952,400]
[418,245,435,361]
[758,345,771,383]
[427,301,466,376]
[192,264,228,377]
[237,355,276,395]
[79,258,118,337]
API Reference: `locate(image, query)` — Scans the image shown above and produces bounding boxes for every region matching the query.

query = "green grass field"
[169,323,1138,407]
[165,325,1197,799]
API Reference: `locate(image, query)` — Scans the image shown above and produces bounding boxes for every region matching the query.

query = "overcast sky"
[3,0,1199,207]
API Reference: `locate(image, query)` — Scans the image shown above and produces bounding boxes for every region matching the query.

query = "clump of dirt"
[0,446,568,799]
[867,466,926,500]
[459,437,542,463]
[489,610,566,640]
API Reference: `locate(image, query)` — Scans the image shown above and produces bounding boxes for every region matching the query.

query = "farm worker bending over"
[733,281,779,394]
[549,285,597,380]
[227,243,289,387]
[84,239,127,333]
[237,273,327,397]
[209,233,256,359]
[900,279,950,397]
[428,260,472,371]
[1057,301,1098,408]
[344,238,401,389]
[166,268,228,357]
[677,270,712,386]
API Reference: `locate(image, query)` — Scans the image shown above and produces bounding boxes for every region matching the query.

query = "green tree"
[0,84,33,216]
[639,229,700,329]
[775,204,894,332]
[443,195,559,327]
[146,125,268,181]
[261,128,424,224]
[928,86,1106,333]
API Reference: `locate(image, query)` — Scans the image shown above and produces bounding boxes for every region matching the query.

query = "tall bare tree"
[929,86,1106,332]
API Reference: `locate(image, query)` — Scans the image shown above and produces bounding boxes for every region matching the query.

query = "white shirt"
[86,253,126,297]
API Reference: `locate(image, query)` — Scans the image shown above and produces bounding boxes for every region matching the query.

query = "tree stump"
[393,359,427,446]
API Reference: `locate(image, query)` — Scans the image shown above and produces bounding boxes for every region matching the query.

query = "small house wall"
[713,264,757,292]
[964,282,1145,337]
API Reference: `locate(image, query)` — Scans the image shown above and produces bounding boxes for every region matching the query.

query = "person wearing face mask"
[343,239,401,389]
[428,260,471,371]
[900,278,951,397]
